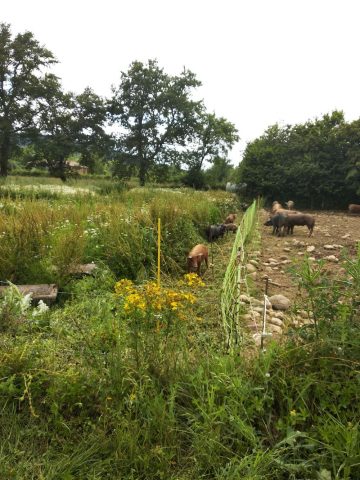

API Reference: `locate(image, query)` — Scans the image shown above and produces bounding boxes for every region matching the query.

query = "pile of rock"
[238,293,292,347]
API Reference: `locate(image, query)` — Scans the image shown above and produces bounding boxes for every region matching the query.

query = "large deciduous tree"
[183,112,239,170]
[109,59,202,185]
[181,112,238,188]
[0,23,56,176]
[34,75,108,179]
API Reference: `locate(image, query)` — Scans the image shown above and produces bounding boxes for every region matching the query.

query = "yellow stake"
[157,217,161,287]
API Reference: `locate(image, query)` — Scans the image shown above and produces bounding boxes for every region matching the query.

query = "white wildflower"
[20,293,32,314]
[33,300,49,316]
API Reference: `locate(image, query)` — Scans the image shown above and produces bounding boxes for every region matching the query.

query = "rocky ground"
[240,209,360,345]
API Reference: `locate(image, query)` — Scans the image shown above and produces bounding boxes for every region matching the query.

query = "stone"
[246,263,256,273]
[307,246,315,253]
[324,244,335,250]
[250,298,264,307]
[239,294,250,303]
[269,294,291,311]
[253,306,264,314]
[249,259,259,267]
[247,272,257,280]
[268,324,283,334]
[341,234,350,239]
[252,333,262,347]
[283,247,291,252]
[324,255,339,263]
[269,317,284,327]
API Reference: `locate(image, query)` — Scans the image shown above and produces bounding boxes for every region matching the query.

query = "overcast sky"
[3,0,360,164]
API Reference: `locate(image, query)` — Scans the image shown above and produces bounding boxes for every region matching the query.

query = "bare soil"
[255,210,360,303]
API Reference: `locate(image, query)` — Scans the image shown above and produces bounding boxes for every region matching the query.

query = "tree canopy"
[109,60,203,185]
[0,23,56,176]
[237,111,360,208]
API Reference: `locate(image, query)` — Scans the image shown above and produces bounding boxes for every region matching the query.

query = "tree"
[109,59,202,185]
[237,124,291,200]
[204,156,234,188]
[237,111,358,208]
[0,23,56,176]
[34,75,108,179]
[182,112,239,170]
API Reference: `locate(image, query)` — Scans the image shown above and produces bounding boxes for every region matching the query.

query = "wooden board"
[69,263,97,276]
[0,284,58,305]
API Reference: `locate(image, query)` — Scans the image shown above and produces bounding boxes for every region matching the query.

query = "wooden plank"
[0,284,58,305]
[69,263,97,276]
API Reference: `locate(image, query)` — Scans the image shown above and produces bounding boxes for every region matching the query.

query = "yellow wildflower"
[115,279,135,296]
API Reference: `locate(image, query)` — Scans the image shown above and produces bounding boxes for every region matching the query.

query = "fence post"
[157,217,161,287]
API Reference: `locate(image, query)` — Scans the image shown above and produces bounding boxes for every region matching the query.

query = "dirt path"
[255,210,360,304]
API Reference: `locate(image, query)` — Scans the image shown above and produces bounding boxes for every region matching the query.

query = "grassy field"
[0,177,359,479]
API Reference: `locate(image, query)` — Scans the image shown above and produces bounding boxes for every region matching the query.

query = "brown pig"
[348,204,360,214]
[224,223,238,232]
[187,244,209,276]
[224,213,237,224]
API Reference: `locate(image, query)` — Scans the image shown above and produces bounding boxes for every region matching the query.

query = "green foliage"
[182,113,239,171]
[109,59,203,186]
[204,156,235,189]
[237,111,360,208]
[0,23,56,176]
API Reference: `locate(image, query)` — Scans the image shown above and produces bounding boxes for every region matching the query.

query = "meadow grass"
[0,178,359,479]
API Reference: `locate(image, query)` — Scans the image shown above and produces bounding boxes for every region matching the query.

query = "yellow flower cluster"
[114,279,196,315]
[180,273,205,288]
[114,278,136,296]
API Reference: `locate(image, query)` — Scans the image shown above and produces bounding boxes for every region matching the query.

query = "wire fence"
[221,199,259,350]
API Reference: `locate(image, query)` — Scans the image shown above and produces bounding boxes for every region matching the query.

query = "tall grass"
[0,187,238,284]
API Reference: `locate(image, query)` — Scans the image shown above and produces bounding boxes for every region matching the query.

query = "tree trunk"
[139,158,147,186]
[0,133,10,177]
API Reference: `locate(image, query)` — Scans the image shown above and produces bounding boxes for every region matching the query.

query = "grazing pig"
[205,224,226,242]
[187,244,209,276]
[271,201,283,214]
[348,204,360,214]
[286,214,315,236]
[224,223,238,233]
[285,200,295,210]
[224,213,237,224]
[264,213,288,236]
